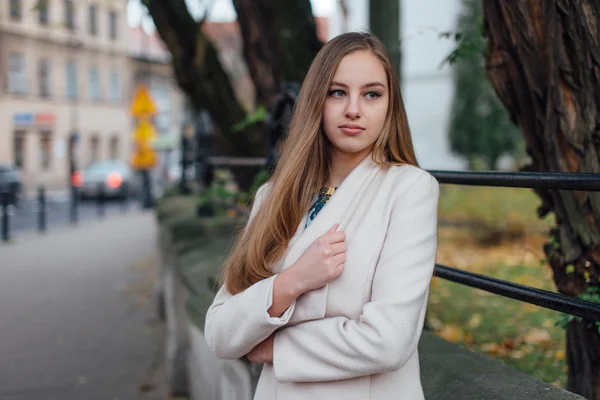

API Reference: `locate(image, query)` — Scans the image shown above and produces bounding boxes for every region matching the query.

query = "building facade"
[328,0,467,171]
[0,0,188,196]
[0,0,134,194]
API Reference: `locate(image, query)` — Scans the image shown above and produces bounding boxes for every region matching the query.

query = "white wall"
[328,0,467,170]
[329,0,370,38]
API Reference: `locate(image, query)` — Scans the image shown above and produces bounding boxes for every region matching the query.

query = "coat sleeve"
[272,171,439,382]
[204,182,296,360]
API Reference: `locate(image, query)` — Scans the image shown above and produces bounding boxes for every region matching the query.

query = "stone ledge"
[419,331,584,399]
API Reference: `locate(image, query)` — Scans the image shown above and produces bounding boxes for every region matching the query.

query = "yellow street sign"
[130,148,157,170]
[130,84,157,117]
[133,118,158,142]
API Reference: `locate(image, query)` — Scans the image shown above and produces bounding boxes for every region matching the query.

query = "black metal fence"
[429,170,600,323]
[0,184,133,243]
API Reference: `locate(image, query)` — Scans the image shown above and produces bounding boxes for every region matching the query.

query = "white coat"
[205,153,440,400]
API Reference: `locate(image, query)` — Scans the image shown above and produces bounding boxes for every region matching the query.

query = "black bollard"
[140,170,154,209]
[70,185,78,224]
[120,182,128,212]
[38,186,46,233]
[1,191,9,242]
[97,183,105,218]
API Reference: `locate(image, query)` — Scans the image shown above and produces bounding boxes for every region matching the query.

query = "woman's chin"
[330,140,373,156]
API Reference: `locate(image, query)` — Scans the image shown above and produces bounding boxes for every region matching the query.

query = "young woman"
[205,31,440,400]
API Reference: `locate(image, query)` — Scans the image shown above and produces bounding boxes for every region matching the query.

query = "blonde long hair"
[222,31,419,295]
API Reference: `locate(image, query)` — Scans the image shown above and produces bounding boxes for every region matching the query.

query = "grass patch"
[429,186,567,388]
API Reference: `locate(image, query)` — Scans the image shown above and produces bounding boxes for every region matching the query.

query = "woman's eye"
[365,91,381,99]
[328,89,345,98]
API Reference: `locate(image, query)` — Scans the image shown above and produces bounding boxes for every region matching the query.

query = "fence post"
[121,183,128,212]
[1,191,9,242]
[70,185,79,224]
[97,183,105,218]
[38,186,46,233]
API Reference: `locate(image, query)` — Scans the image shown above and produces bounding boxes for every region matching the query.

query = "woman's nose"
[344,97,361,119]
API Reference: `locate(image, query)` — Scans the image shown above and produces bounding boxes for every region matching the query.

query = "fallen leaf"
[481,342,501,354]
[464,332,473,344]
[542,319,554,328]
[428,317,443,330]
[523,328,552,347]
[510,350,525,359]
[503,338,517,350]
[467,313,482,328]
[437,324,464,343]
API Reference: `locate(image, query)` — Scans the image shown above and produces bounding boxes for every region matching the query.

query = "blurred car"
[74,160,140,200]
[0,164,22,206]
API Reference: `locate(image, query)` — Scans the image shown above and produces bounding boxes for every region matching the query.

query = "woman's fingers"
[325,230,346,244]
[332,252,346,267]
[329,255,345,279]
[329,242,347,256]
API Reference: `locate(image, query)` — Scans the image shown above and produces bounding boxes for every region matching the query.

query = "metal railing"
[428,170,600,323]
[0,184,132,243]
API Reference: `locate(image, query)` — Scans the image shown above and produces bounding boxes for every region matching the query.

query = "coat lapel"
[278,152,382,324]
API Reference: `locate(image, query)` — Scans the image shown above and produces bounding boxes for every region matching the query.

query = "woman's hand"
[287,223,347,294]
[247,334,274,363]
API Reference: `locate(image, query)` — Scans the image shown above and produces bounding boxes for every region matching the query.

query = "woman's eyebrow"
[330,81,386,89]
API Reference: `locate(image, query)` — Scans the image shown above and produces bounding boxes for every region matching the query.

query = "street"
[0,211,166,399]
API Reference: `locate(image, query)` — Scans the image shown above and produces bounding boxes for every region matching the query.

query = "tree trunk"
[141,0,263,157]
[231,0,323,107]
[369,0,401,81]
[483,1,600,397]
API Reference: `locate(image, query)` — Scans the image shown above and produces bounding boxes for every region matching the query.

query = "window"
[88,4,97,35]
[109,11,118,40]
[8,54,27,95]
[38,0,49,25]
[13,132,25,169]
[90,135,100,164]
[10,0,21,20]
[40,132,52,170]
[109,69,120,103]
[151,80,170,133]
[65,0,74,30]
[66,61,77,99]
[87,66,100,101]
[39,59,51,98]
[109,136,119,160]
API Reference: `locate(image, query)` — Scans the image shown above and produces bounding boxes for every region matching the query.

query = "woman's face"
[323,50,389,158]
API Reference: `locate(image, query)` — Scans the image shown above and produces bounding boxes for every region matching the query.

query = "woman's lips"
[340,125,364,135]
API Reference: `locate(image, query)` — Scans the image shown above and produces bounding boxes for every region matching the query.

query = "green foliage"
[441,0,524,170]
[439,185,555,236]
[438,24,488,68]
[232,106,268,132]
[555,285,600,334]
[198,168,270,216]
[198,183,235,208]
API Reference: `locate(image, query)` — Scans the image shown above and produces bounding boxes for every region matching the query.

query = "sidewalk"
[0,211,167,399]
